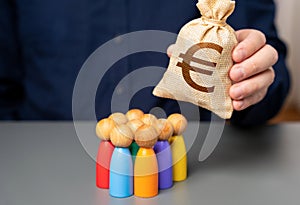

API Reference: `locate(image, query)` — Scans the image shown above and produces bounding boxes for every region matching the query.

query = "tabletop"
[0,122,300,205]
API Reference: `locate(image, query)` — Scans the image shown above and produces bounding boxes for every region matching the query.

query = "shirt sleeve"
[230,0,290,126]
[0,0,24,120]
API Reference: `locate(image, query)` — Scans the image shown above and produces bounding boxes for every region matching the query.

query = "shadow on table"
[187,124,283,176]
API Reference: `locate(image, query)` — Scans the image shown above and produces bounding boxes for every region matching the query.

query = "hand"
[166,29,277,111]
[229,29,277,111]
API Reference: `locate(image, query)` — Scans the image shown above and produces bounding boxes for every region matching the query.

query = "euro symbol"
[176,42,223,93]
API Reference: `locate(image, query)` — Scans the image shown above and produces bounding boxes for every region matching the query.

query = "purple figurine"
[154,119,174,189]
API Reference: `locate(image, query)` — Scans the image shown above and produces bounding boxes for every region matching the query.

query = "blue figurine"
[109,124,134,198]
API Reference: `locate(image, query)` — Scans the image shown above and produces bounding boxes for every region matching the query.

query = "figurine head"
[109,112,128,125]
[167,113,187,136]
[135,124,158,148]
[156,118,174,141]
[126,109,144,121]
[110,124,134,147]
[141,113,158,128]
[126,119,144,134]
[96,118,115,140]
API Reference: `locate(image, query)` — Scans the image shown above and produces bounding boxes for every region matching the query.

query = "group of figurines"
[95,109,188,198]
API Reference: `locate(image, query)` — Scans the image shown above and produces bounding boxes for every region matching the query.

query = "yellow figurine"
[167,113,188,181]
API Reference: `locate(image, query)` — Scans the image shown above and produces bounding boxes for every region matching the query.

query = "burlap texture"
[153,0,238,119]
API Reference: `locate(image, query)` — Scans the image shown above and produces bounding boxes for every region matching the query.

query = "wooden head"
[167,113,187,136]
[141,113,158,128]
[157,118,174,141]
[110,124,134,147]
[96,118,115,140]
[134,124,158,148]
[109,112,128,125]
[126,109,144,121]
[126,119,144,134]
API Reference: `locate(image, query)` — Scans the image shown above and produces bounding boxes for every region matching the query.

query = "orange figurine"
[134,124,159,198]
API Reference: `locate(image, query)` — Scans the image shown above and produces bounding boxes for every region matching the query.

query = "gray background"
[1,122,300,205]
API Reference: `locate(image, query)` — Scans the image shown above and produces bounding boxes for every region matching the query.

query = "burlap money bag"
[153,0,237,119]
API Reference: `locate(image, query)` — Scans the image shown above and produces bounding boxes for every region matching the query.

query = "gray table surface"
[0,122,300,205]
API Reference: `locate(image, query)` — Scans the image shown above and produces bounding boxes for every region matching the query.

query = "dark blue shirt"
[0,0,290,125]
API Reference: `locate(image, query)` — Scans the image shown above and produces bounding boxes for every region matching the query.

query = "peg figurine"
[126,119,144,161]
[134,124,159,198]
[95,118,115,189]
[126,109,144,121]
[109,112,128,125]
[141,113,158,127]
[167,113,188,181]
[153,118,174,189]
[109,124,134,198]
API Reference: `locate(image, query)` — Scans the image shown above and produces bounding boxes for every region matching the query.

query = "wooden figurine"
[134,124,159,198]
[167,113,188,181]
[126,119,144,133]
[109,124,134,198]
[141,113,158,128]
[95,118,115,189]
[109,112,128,125]
[153,119,174,189]
[126,119,144,161]
[126,109,144,121]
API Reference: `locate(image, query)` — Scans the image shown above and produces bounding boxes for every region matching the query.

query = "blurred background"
[0,0,298,123]
[270,0,300,123]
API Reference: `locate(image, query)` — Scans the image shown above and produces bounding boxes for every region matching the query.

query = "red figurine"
[95,118,115,189]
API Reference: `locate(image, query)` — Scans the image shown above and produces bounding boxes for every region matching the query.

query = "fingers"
[233,29,266,63]
[232,88,268,111]
[167,44,175,57]
[168,29,277,111]
[230,44,278,82]
[230,67,275,110]
[230,29,278,110]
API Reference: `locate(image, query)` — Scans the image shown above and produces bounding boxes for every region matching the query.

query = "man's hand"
[167,29,277,111]
[229,29,277,111]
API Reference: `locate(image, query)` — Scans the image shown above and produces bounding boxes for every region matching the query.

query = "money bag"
[153,0,238,119]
